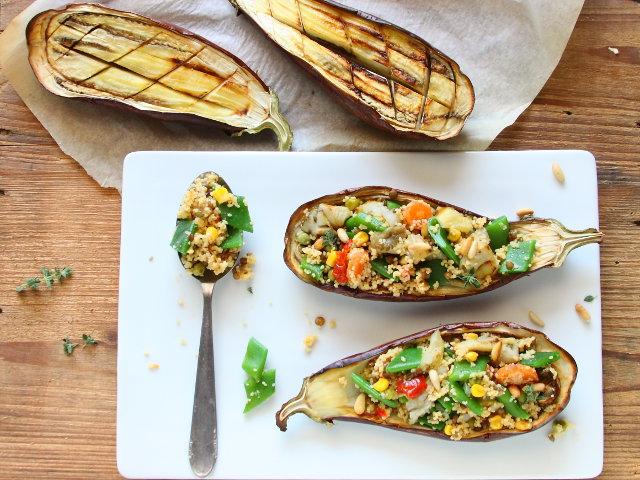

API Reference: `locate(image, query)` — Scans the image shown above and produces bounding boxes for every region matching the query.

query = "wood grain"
[1,0,639,478]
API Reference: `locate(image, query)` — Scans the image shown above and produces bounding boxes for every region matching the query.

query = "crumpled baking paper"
[0,0,584,190]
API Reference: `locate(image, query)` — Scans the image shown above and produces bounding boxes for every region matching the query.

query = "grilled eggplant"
[277,322,577,441]
[284,187,602,301]
[26,4,292,150]
[230,0,474,140]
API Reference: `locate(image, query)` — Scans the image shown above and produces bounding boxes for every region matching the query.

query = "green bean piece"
[448,356,489,382]
[243,368,276,413]
[242,337,268,382]
[418,416,445,431]
[498,390,530,419]
[485,215,510,251]
[371,257,395,280]
[345,213,387,232]
[437,395,454,412]
[220,227,243,250]
[448,381,483,415]
[218,196,253,233]
[170,219,197,254]
[300,257,324,282]
[418,259,448,287]
[351,373,398,408]
[499,240,536,274]
[386,347,422,373]
[386,200,402,210]
[520,351,561,368]
[427,218,460,265]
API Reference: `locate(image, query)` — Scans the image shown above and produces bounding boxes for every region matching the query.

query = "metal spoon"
[178,173,239,478]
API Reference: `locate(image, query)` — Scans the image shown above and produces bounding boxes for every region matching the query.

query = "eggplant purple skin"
[231,0,474,140]
[284,186,533,302]
[26,4,271,137]
[276,322,578,441]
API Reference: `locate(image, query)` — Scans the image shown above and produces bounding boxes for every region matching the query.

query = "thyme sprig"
[16,266,73,292]
[457,269,481,289]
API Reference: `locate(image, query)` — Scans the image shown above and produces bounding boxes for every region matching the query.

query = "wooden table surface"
[1,0,639,478]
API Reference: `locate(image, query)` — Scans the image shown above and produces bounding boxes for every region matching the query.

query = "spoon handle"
[189,282,217,478]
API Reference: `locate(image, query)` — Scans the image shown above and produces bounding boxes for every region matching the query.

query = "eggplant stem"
[233,91,293,151]
[276,378,313,431]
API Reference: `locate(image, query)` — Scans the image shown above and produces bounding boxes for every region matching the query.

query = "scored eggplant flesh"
[230,0,474,140]
[283,186,603,301]
[276,322,578,441]
[26,4,292,150]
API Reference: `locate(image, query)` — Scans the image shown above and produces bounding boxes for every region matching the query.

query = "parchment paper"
[0,0,584,190]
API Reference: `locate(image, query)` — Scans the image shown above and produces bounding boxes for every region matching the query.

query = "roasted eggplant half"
[230,0,473,140]
[26,4,292,150]
[277,322,577,441]
[284,187,602,301]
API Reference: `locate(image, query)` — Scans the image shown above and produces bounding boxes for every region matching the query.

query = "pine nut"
[575,304,591,322]
[467,238,478,259]
[429,369,441,391]
[516,208,534,218]
[313,237,324,250]
[528,310,545,327]
[353,393,366,415]
[490,340,503,363]
[337,228,349,243]
[532,383,546,392]
[459,236,473,256]
[508,385,521,398]
[552,163,565,184]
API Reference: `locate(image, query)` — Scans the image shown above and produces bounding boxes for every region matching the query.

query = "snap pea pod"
[520,351,561,368]
[220,227,243,250]
[418,416,445,431]
[371,257,396,280]
[386,347,422,373]
[497,389,530,419]
[242,337,268,382]
[427,218,460,265]
[345,213,386,232]
[448,380,483,415]
[418,259,448,287]
[485,215,510,251]
[448,356,489,382]
[300,256,324,281]
[437,395,454,412]
[351,373,398,408]
[218,196,253,233]
[499,240,536,274]
[244,368,276,413]
[170,219,197,254]
[386,200,402,210]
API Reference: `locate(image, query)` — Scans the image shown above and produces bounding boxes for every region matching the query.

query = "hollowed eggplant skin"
[276,322,578,441]
[283,186,603,302]
[230,0,474,140]
[26,4,293,150]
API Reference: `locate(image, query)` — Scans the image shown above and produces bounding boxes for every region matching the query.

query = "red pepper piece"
[333,240,352,284]
[395,375,427,399]
[375,406,389,418]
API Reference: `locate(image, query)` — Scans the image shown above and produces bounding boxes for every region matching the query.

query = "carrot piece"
[403,200,433,230]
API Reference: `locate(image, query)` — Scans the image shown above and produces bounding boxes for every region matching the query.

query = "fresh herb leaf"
[41,268,54,288]
[247,286,253,294]
[584,295,595,303]
[55,266,73,280]
[519,384,540,404]
[16,277,41,292]
[322,230,339,251]
[82,334,98,346]
[63,338,78,356]
[16,266,73,292]
[457,269,481,288]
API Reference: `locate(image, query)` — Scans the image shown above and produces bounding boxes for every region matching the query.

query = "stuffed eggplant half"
[277,322,577,441]
[27,4,292,150]
[284,187,602,301]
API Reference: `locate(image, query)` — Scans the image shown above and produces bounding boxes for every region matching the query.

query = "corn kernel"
[470,384,485,398]
[464,332,479,340]
[464,351,479,362]
[515,419,532,431]
[205,226,219,241]
[352,231,369,247]
[444,424,454,436]
[489,415,503,430]
[447,227,461,242]
[372,378,390,392]
[213,186,230,204]
[326,250,338,267]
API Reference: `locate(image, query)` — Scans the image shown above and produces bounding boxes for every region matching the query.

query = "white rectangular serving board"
[117,151,603,480]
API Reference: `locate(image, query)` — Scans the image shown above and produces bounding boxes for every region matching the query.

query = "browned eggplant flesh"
[26,4,292,150]
[276,322,577,441]
[283,187,602,301]
[230,0,474,140]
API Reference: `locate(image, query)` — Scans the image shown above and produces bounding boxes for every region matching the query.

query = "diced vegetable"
[345,213,386,232]
[386,347,422,373]
[170,219,197,254]
[218,196,253,233]
[403,200,433,228]
[386,200,402,210]
[295,231,311,245]
[300,257,324,281]
[351,372,398,408]
[344,197,362,210]
[499,240,536,274]
[220,227,243,250]
[395,376,427,399]
[486,215,510,250]
[448,356,489,382]
[520,351,561,368]
[323,230,339,251]
[242,337,268,382]
[497,390,531,419]
[448,380,483,415]
[435,206,473,233]
[371,257,395,280]
[419,259,448,287]
[427,218,460,265]
[437,395,454,412]
[244,368,276,413]
[418,415,445,431]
